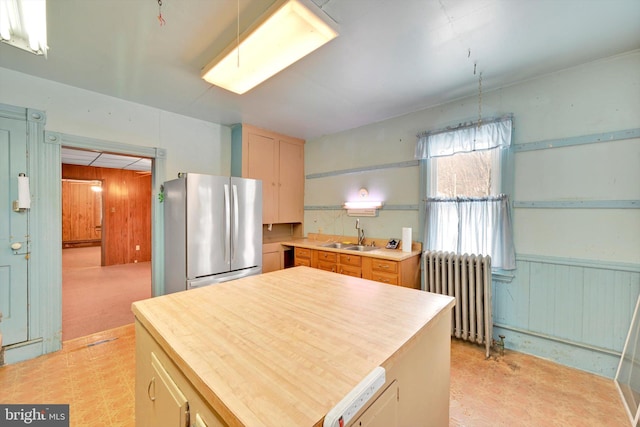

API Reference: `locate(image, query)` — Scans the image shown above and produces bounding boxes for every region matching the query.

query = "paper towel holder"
[13,173,31,212]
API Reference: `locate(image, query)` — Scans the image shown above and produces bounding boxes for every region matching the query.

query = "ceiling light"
[201,0,338,94]
[0,0,48,56]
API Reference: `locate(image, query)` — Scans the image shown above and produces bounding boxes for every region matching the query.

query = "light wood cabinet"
[263,251,281,273]
[316,250,338,273]
[362,256,420,289]
[339,253,362,278]
[294,247,311,267]
[233,124,304,225]
[263,242,286,273]
[136,322,225,427]
[291,247,420,287]
[367,259,400,286]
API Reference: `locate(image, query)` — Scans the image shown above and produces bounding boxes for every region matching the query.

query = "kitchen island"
[133,266,455,427]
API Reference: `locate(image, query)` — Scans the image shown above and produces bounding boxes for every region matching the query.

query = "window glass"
[429,147,502,198]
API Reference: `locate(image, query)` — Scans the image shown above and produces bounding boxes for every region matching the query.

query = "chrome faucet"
[355,219,365,245]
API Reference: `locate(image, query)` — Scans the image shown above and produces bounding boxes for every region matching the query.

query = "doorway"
[61,148,153,340]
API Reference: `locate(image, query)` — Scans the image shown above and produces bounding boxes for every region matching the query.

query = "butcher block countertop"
[132,267,454,426]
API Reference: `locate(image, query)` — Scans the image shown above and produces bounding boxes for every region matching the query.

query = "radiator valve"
[496,334,506,356]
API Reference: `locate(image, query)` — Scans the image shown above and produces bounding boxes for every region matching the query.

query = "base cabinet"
[136,322,226,427]
[138,352,188,427]
[293,247,420,289]
[294,247,312,267]
[339,253,362,278]
[351,381,398,427]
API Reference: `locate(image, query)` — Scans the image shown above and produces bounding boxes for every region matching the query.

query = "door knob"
[11,242,22,250]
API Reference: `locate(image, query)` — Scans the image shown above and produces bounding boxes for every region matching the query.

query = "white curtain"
[417,116,515,270]
[424,195,516,270]
[416,117,512,159]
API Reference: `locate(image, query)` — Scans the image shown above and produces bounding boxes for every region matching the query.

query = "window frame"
[419,136,514,242]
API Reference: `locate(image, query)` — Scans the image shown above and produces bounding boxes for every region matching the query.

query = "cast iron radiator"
[423,251,493,358]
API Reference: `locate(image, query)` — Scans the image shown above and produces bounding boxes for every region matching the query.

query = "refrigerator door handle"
[224,183,231,264]
[232,184,239,262]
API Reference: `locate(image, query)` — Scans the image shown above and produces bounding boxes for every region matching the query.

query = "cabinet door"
[317,260,337,273]
[294,257,311,267]
[351,381,398,427]
[137,352,189,427]
[263,251,281,273]
[339,264,362,278]
[371,272,398,286]
[339,254,361,267]
[372,260,398,274]
[317,251,337,263]
[246,131,278,224]
[278,139,304,223]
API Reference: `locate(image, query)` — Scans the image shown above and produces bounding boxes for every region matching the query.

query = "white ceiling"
[1,0,639,141]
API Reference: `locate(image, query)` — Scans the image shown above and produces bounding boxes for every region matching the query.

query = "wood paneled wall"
[62,164,152,266]
[62,180,102,243]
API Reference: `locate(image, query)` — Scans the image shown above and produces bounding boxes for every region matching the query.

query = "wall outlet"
[135,245,140,251]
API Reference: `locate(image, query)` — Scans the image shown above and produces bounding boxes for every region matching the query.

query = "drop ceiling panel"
[61,147,151,171]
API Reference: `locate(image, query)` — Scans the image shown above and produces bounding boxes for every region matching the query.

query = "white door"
[0,116,29,345]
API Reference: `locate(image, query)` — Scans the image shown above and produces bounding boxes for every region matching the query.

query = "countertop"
[132,267,454,426]
[281,237,422,261]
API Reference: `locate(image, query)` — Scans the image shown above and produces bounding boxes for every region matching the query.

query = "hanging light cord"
[158,0,166,26]
[236,0,240,67]
[477,71,483,128]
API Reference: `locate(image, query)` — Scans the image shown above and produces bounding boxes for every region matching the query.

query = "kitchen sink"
[321,242,378,251]
[344,245,378,252]
[320,242,353,249]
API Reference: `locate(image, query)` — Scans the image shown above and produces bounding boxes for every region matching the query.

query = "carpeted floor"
[62,246,151,341]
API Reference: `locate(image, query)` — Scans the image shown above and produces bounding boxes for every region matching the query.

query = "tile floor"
[0,326,135,427]
[0,324,629,427]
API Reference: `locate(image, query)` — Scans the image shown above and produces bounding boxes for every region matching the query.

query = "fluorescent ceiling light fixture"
[201,0,338,94]
[0,0,47,56]
[344,201,383,210]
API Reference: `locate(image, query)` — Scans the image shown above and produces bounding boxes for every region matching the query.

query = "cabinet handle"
[379,264,389,269]
[147,377,156,402]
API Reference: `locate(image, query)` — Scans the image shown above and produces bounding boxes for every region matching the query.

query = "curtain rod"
[416,114,513,139]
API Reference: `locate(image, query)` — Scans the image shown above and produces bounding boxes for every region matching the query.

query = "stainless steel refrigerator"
[163,173,262,294]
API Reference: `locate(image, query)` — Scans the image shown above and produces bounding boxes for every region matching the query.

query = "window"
[430,148,500,198]
[416,116,515,270]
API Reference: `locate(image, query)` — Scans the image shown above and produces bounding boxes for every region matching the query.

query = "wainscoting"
[493,254,640,378]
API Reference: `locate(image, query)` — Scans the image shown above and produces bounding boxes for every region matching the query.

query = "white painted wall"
[305,50,640,264]
[0,66,231,178]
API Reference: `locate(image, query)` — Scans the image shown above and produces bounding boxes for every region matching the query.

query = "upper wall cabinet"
[232,124,305,224]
